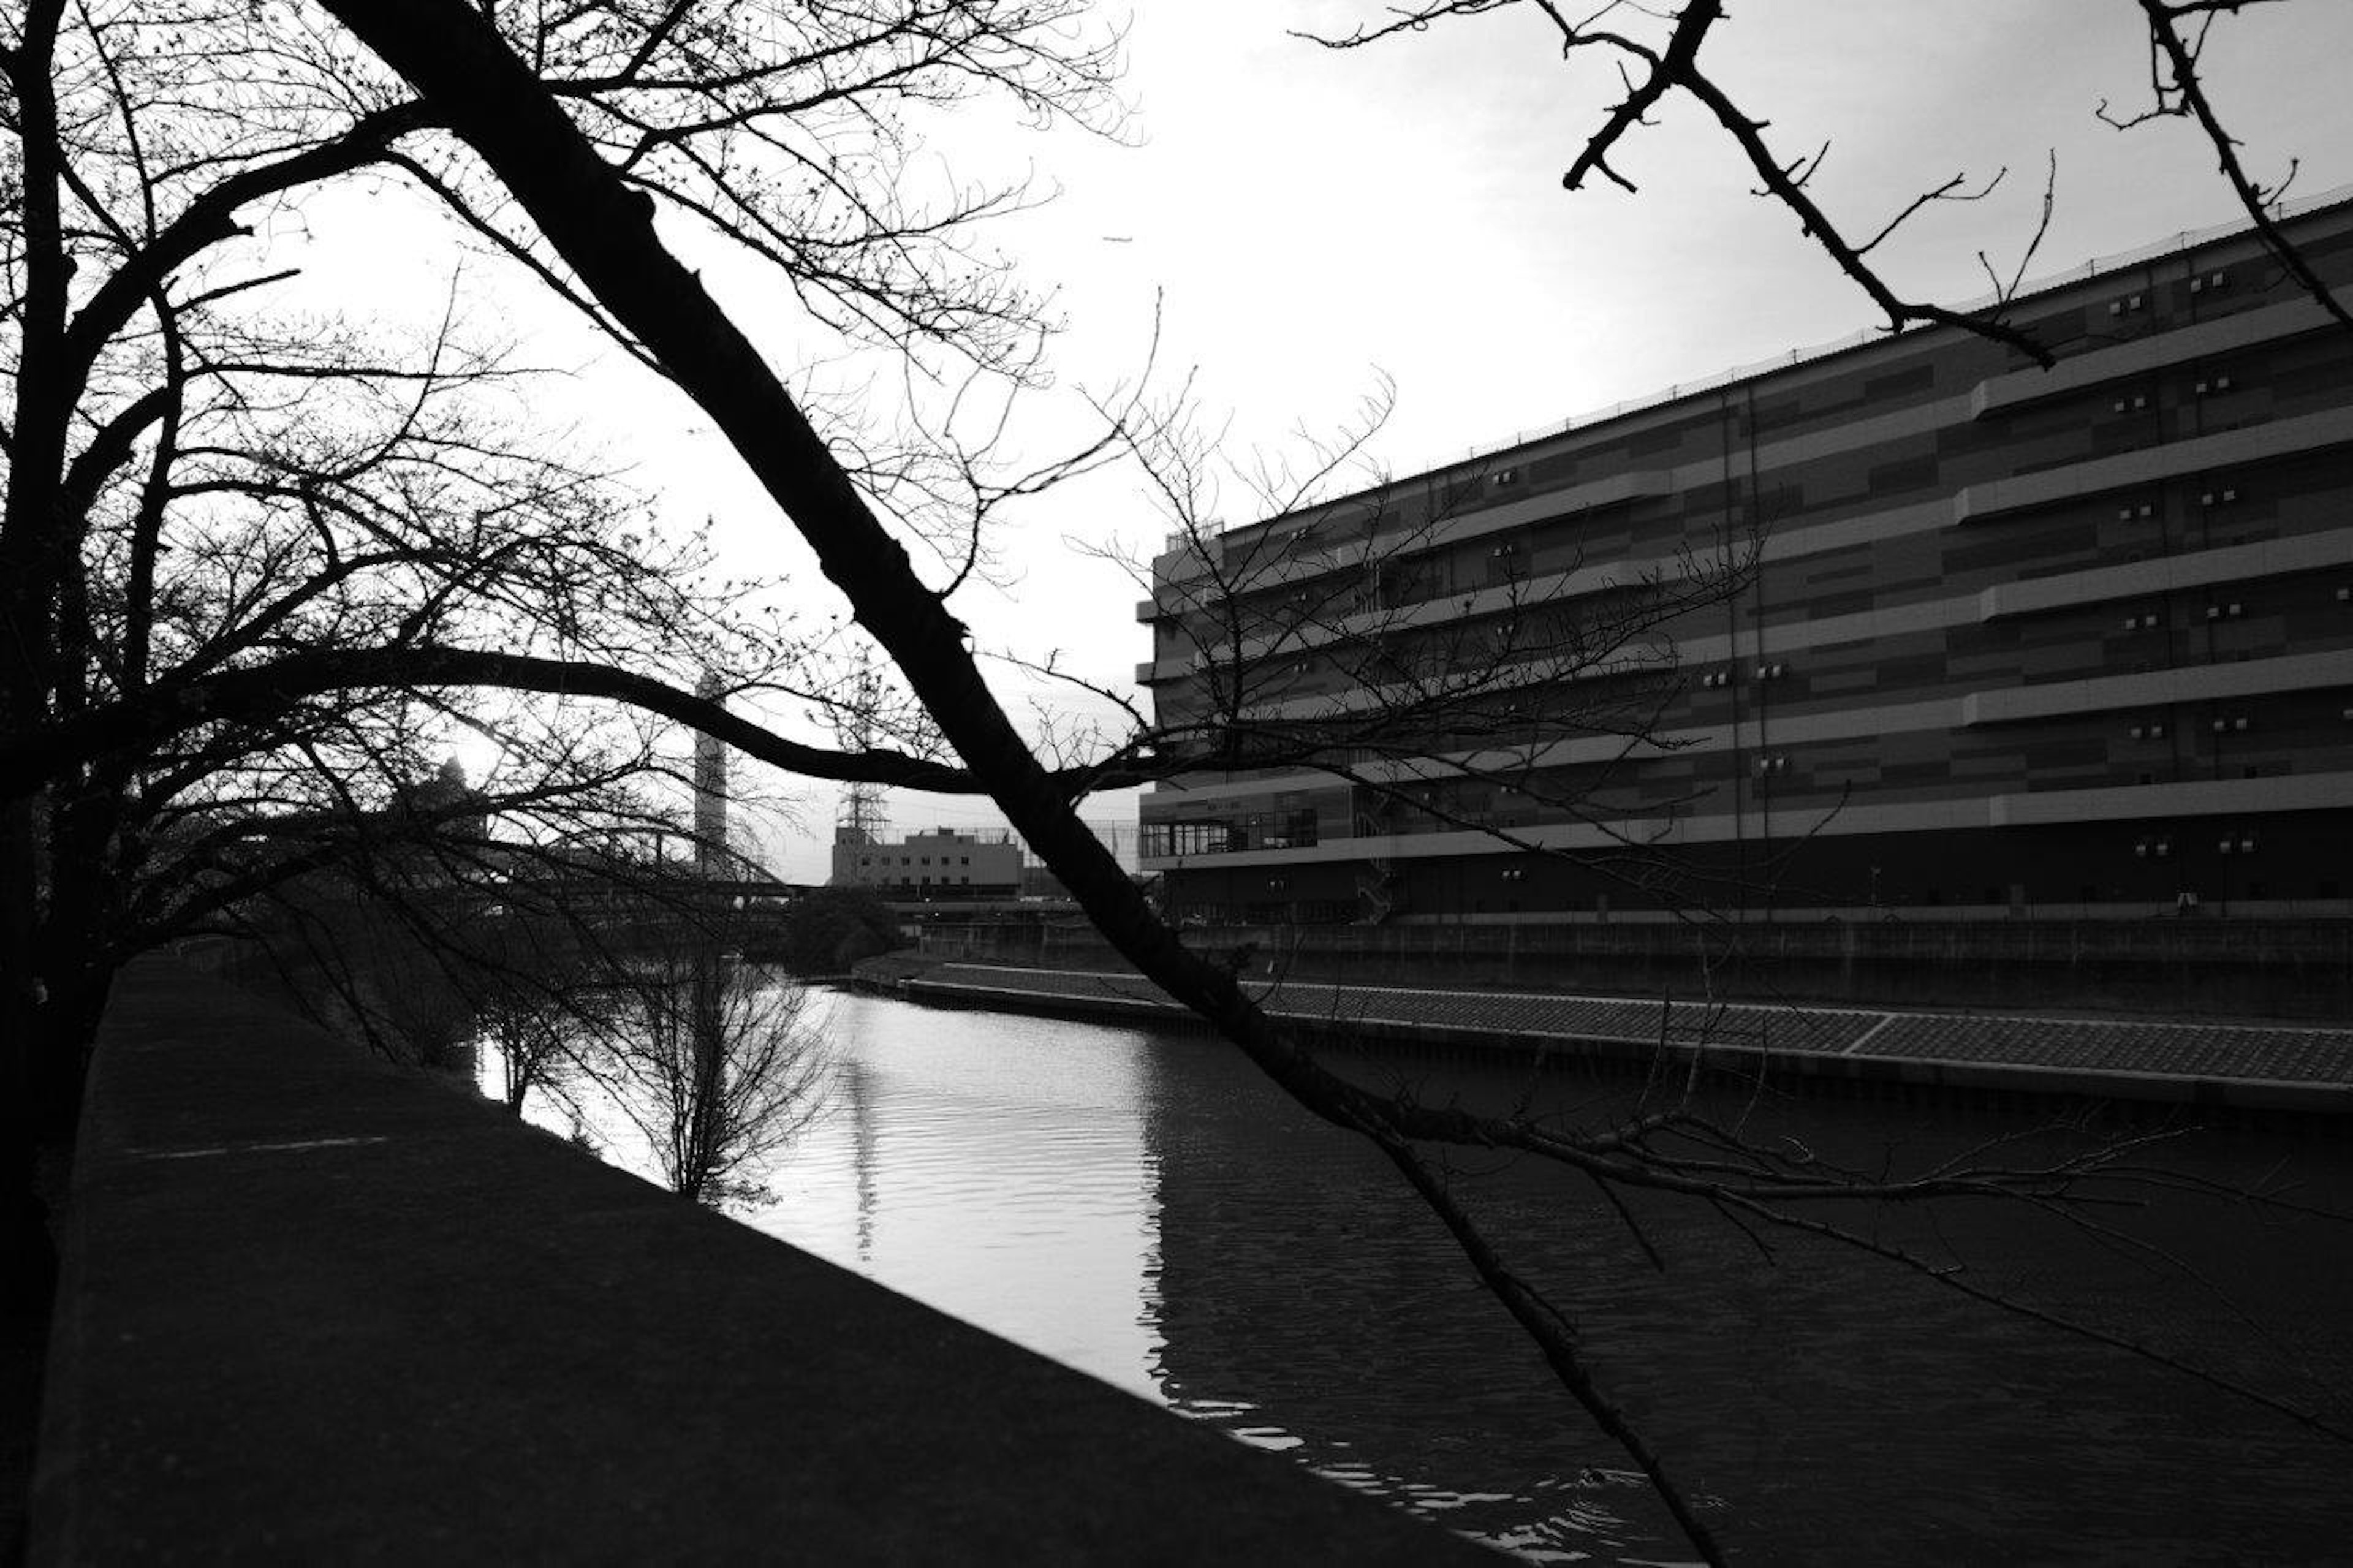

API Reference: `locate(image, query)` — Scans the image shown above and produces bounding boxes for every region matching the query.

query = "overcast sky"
[290,3,2353,878]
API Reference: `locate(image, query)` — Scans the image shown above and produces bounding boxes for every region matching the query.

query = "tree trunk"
[2,800,56,1316]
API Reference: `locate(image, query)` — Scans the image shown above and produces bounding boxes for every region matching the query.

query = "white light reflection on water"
[734,988,1660,1559]
[740,988,1165,1401]
[508,982,2353,1567]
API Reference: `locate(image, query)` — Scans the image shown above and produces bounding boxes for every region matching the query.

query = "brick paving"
[874,959,2353,1096]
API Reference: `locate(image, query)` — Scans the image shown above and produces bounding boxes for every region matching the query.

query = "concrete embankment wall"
[914,917,2353,1020]
[32,958,1499,1564]
[855,956,2353,1125]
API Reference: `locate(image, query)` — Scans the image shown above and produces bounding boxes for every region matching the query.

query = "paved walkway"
[860,957,2353,1112]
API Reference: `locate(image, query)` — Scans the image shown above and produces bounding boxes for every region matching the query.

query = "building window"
[1142,808,1319,859]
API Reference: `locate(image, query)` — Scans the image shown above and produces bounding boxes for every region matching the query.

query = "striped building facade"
[1135,197,2353,925]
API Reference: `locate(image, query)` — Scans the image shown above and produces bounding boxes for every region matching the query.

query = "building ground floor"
[1155,806,2353,925]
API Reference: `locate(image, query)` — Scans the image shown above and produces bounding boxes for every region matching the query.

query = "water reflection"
[705,990,2353,1564]
[745,991,1164,1399]
[1129,1028,1664,1560]
[480,967,833,1207]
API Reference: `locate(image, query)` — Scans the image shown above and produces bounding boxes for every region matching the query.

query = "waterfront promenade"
[855,954,2353,1116]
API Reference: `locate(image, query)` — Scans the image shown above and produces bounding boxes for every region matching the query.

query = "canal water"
[568,985,2353,1564]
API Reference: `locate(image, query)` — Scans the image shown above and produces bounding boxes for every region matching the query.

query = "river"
[550,984,2353,1564]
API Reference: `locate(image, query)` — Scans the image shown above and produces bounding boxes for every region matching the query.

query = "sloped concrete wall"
[33,959,1496,1564]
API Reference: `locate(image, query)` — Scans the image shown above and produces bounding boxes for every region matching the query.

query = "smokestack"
[694,670,727,876]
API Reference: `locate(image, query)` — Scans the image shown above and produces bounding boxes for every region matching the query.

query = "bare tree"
[479,981,593,1118]
[602,924,831,1206]
[2106,0,2353,334]
[3,7,2346,1562]
[291,7,2352,1561]
[1300,1,2353,361]
[1086,378,1768,926]
[0,0,1126,1313]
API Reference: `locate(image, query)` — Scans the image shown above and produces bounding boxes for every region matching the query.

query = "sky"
[281,2,2353,881]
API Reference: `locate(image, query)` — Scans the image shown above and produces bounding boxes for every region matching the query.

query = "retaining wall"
[915,917,2353,1019]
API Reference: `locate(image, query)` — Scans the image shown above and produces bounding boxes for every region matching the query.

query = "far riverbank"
[852,952,2353,1121]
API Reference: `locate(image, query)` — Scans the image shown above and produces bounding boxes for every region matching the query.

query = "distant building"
[830,827,1023,900]
[1137,194,2353,925]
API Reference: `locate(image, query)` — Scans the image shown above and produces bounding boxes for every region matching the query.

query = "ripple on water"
[737,990,2353,1567]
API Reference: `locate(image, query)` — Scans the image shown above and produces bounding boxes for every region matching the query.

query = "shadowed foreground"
[31,957,1498,1564]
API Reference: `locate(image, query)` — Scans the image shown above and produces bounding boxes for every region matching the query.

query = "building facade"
[1137,197,2353,925]
[830,826,1024,899]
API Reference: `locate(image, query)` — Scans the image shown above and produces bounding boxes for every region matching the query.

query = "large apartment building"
[1135,196,2353,925]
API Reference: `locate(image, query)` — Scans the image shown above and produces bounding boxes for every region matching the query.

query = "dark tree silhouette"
[605,918,830,1205]
[299,5,2350,1559]
[1302,1,2353,360]
[2,6,2346,1561]
[0,0,1129,1318]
